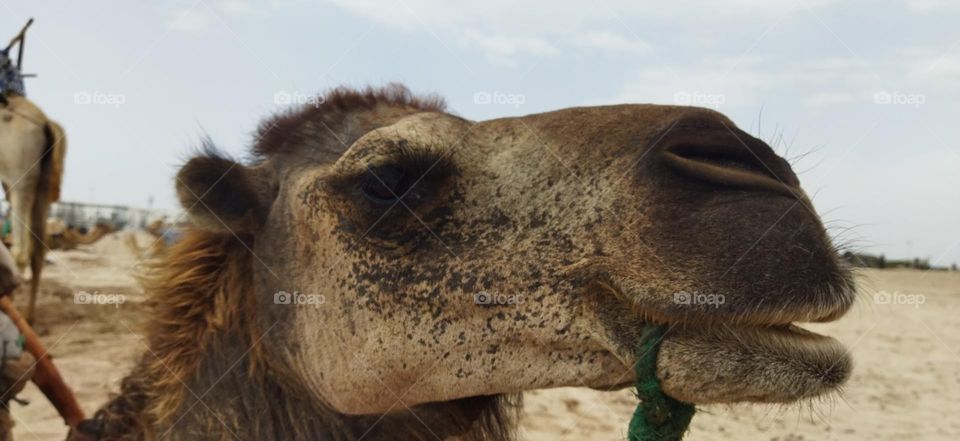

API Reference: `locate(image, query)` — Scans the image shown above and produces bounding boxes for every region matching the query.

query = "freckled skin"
[177,89,853,418]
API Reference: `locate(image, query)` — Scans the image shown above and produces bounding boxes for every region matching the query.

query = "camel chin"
[655,324,851,404]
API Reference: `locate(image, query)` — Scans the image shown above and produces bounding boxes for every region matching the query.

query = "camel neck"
[91,332,518,441]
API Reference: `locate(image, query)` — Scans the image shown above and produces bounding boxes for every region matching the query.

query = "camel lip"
[649,322,842,359]
[588,379,634,392]
[586,282,854,403]
[590,323,849,399]
[687,322,835,345]
[623,292,854,330]
[654,322,851,404]
[610,275,856,330]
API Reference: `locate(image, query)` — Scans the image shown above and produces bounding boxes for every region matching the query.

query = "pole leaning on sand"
[0,296,85,429]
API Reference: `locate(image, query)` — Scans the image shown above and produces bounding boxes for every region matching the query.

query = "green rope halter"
[628,326,696,441]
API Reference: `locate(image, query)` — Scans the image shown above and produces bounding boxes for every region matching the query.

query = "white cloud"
[574,31,650,54]
[804,91,857,108]
[320,0,837,30]
[168,0,285,33]
[907,53,960,87]
[612,67,777,108]
[219,0,259,15]
[905,0,960,12]
[461,30,560,62]
[316,0,836,64]
[168,7,211,33]
[610,57,881,109]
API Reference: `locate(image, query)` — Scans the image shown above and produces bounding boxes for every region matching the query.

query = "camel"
[72,85,855,441]
[47,222,115,251]
[123,232,167,259]
[143,219,167,239]
[123,219,181,259]
[0,94,66,322]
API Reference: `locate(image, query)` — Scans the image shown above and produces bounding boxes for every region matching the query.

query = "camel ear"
[176,155,275,234]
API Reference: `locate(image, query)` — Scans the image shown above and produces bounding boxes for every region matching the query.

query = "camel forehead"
[380,103,731,138]
[374,112,471,140]
[331,103,741,183]
[475,104,730,130]
[462,104,735,155]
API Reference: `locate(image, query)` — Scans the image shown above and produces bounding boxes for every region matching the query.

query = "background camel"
[47,222,115,251]
[0,94,66,322]
[72,85,853,441]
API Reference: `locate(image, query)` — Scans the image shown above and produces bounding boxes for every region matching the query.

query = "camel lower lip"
[652,323,851,404]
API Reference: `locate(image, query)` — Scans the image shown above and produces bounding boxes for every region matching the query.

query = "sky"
[1,0,958,266]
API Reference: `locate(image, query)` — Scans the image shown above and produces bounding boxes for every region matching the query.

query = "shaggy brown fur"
[75,229,518,441]
[253,83,445,160]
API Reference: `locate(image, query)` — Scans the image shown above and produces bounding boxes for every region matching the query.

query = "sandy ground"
[7,232,960,440]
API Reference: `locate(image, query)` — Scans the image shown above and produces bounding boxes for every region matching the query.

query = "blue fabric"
[0,312,23,359]
[161,227,183,246]
[0,49,25,97]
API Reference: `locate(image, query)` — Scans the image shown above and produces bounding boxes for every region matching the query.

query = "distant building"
[0,200,179,231]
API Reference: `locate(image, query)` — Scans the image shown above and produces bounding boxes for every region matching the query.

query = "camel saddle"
[0,49,25,99]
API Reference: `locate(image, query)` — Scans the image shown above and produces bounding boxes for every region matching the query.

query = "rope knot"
[628,326,696,441]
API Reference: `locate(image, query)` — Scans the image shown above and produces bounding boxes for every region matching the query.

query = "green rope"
[628,326,696,441]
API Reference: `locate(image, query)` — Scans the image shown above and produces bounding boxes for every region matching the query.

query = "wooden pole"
[4,18,33,56]
[15,32,25,69]
[0,296,85,428]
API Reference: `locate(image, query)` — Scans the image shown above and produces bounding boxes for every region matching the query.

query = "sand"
[8,232,960,440]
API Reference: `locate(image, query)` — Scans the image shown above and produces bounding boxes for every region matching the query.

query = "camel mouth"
[652,322,851,405]
[587,277,854,405]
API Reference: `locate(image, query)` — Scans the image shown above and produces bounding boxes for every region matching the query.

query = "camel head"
[176,85,854,417]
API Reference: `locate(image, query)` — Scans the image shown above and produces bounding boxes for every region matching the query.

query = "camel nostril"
[662,142,799,198]
[659,136,801,198]
[650,116,801,196]
[667,143,773,178]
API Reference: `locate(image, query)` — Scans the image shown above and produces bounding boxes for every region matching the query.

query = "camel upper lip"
[662,142,799,198]
[594,273,856,330]
[626,290,854,329]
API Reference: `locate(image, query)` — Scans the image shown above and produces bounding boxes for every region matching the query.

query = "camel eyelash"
[383,139,455,179]
[325,139,457,210]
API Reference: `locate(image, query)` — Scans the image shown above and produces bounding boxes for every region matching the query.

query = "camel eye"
[361,166,409,205]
